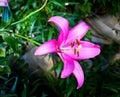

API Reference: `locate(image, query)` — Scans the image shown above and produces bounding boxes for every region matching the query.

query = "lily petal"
[73,61,84,89]
[34,39,57,56]
[65,22,90,44]
[0,0,8,6]
[63,41,100,60]
[78,41,100,60]
[59,53,74,78]
[48,16,69,45]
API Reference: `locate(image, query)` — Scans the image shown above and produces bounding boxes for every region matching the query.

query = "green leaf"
[47,28,53,40]
[10,76,18,93]
[41,91,47,97]
[56,61,63,78]
[2,34,19,53]
[66,82,76,97]
[0,75,8,80]
[84,0,89,4]
[1,94,17,97]
[0,47,6,57]
[51,0,64,8]
[85,30,91,41]
[22,84,27,97]
[0,65,11,75]
[30,83,40,96]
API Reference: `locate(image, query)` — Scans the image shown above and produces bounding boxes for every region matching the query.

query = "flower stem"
[11,0,48,25]
[15,34,40,46]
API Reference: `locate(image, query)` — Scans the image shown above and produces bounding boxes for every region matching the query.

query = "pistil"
[60,39,81,57]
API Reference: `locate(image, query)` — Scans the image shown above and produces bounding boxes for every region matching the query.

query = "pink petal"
[34,39,58,56]
[65,22,90,44]
[63,41,100,60]
[59,53,74,78]
[0,0,8,6]
[78,41,100,60]
[48,16,69,45]
[73,61,84,89]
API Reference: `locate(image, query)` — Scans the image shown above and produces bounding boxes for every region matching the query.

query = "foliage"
[0,0,120,97]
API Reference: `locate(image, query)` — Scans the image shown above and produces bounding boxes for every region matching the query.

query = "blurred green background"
[0,0,120,97]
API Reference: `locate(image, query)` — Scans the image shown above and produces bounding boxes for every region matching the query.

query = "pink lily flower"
[0,0,8,6]
[34,16,100,89]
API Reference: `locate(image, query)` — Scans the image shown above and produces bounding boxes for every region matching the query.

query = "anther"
[76,39,80,46]
[74,48,77,55]
[77,51,79,57]
[70,42,75,47]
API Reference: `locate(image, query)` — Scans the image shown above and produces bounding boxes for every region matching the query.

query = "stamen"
[77,51,79,57]
[72,41,81,56]
[70,42,75,47]
[74,48,77,55]
[76,39,80,46]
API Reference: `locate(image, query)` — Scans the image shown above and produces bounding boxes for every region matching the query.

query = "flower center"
[70,39,81,57]
[59,39,81,57]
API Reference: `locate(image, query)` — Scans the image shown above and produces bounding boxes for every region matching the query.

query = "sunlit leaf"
[0,47,5,57]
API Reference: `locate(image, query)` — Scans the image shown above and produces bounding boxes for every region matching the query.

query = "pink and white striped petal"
[73,61,84,89]
[34,39,58,56]
[48,16,69,45]
[58,53,75,78]
[60,59,74,78]
[78,41,100,60]
[63,41,100,60]
[65,22,90,44]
